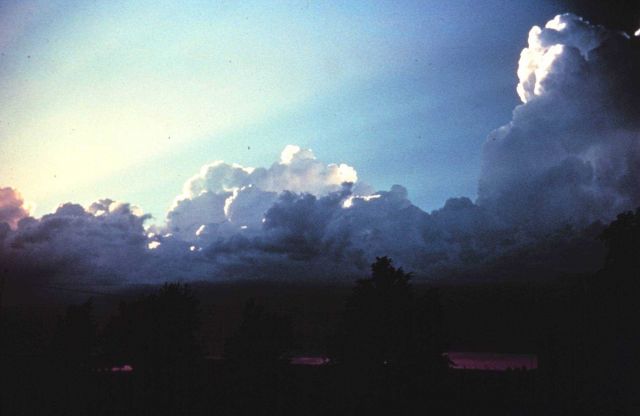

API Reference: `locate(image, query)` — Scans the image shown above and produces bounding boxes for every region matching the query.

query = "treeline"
[1,257,452,415]
[1,208,640,415]
[537,208,640,414]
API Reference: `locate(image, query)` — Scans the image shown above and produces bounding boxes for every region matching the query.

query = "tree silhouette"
[332,256,414,366]
[585,208,640,412]
[330,257,450,413]
[599,207,640,276]
[224,298,293,366]
[48,299,99,416]
[102,283,203,415]
[223,298,293,415]
[50,299,98,371]
[104,283,201,368]
[413,287,450,376]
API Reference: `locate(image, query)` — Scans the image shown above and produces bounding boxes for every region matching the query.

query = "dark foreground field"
[2,273,638,415]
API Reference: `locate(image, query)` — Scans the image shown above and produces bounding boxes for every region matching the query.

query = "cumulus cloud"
[479,13,640,231]
[0,187,31,229]
[0,147,371,288]
[3,148,506,287]
[2,14,637,293]
[1,200,152,284]
[196,183,530,281]
[0,146,604,292]
[167,145,361,241]
[158,14,640,280]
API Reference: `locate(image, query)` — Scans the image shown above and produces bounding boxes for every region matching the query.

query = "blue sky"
[0,0,566,221]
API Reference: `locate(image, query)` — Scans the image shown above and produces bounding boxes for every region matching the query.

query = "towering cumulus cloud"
[479,14,640,231]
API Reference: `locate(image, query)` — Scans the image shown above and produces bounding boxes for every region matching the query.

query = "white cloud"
[517,14,608,103]
[166,145,362,241]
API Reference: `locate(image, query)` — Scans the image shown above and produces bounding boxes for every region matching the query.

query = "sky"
[1,1,639,289]
[0,0,574,220]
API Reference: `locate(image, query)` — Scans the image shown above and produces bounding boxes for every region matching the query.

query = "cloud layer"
[1,14,638,292]
[2,200,150,285]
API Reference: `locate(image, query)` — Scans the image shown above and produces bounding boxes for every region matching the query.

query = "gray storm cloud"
[0,14,637,289]
[2,200,151,284]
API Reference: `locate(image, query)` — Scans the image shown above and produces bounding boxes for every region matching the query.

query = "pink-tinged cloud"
[446,352,538,371]
[0,187,30,229]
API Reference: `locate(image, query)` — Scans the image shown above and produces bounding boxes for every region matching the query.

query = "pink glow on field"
[110,364,134,373]
[446,352,537,371]
[290,356,330,366]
